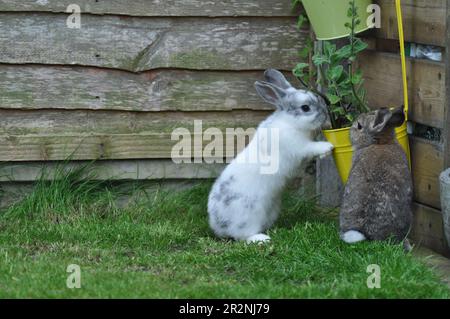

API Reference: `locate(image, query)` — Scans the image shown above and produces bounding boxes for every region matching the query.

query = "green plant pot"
[302,0,373,40]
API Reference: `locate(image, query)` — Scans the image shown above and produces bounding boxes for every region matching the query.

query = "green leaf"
[331,107,346,116]
[353,39,369,53]
[351,70,363,85]
[295,62,309,70]
[336,45,352,59]
[299,38,313,59]
[323,42,337,56]
[345,114,355,122]
[326,94,341,105]
[293,62,310,78]
[347,8,353,18]
[291,0,302,8]
[312,55,329,66]
[299,47,309,59]
[329,65,344,81]
[297,14,308,30]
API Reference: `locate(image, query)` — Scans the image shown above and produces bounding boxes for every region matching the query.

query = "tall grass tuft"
[2,161,117,220]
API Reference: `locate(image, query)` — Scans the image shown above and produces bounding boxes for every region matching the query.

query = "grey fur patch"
[244,199,256,210]
[238,222,248,230]
[219,175,235,193]
[287,104,303,117]
[212,192,222,201]
[216,175,242,206]
[218,220,231,229]
[211,208,231,229]
[223,193,243,206]
[210,207,218,217]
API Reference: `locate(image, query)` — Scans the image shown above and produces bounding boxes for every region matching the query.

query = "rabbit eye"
[357,122,362,130]
[301,105,311,112]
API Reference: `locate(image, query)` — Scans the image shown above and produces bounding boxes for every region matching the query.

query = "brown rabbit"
[340,107,413,245]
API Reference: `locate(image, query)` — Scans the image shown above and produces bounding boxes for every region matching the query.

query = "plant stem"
[296,76,310,89]
[349,62,369,113]
[348,0,370,114]
[316,42,338,129]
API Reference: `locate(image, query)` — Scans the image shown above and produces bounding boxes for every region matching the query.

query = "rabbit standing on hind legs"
[340,107,413,248]
[208,69,333,244]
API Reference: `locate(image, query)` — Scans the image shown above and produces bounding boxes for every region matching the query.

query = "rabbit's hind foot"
[246,234,271,245]
[341,230,366,244]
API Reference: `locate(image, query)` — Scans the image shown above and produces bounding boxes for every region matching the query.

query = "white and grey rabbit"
[340,107,413,247]
[208,69,333,243]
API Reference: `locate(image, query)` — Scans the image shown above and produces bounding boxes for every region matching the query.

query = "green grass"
[0,165,448,298]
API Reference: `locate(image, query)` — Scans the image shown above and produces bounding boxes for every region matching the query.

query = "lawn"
[0,165,448,298]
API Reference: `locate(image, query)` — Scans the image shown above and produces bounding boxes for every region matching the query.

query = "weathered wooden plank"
[0,0,299,17]
[411,137,443,210]
[0,160,225,182]
[0,133,255,161]
[359,51,445,129]
[411,203,449,257]
[0,109,269,135]
[374,0,446,47]
[0,109,269,161]
[0,14,307,72]
[0,66,295,111]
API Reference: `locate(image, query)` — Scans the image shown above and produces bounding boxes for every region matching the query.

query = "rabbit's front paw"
[316,142,334,159]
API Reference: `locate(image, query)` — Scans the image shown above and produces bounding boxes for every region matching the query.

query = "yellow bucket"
[323,122,410,184]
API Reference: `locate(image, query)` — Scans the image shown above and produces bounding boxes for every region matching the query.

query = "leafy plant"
[292,0,309,30]
[293,0,370,129]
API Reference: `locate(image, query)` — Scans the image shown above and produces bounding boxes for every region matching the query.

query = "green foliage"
[0,178,449,298]
[292,0,308,30]
[293,0,370,129]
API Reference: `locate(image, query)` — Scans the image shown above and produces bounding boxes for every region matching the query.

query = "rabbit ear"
[389,106,406,127]
[254,81,286,109]
[264,69,292,90]
[371,108,391,133]
[372,107,405,133]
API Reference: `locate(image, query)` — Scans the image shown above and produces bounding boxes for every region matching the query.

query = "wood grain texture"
[0,160,225,182]
[359,51,445,129]
[0,0,299,17]
[0,14,307,72]
[411,137,443,210]
[0,109,269,161]
[411,203,449,257]
[0,66,295,111]
[374,0,446,46]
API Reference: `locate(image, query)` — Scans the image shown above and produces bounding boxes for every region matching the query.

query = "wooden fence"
[0,1,305,180]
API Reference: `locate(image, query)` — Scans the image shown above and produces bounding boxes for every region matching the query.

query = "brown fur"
[340,107,413,242]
